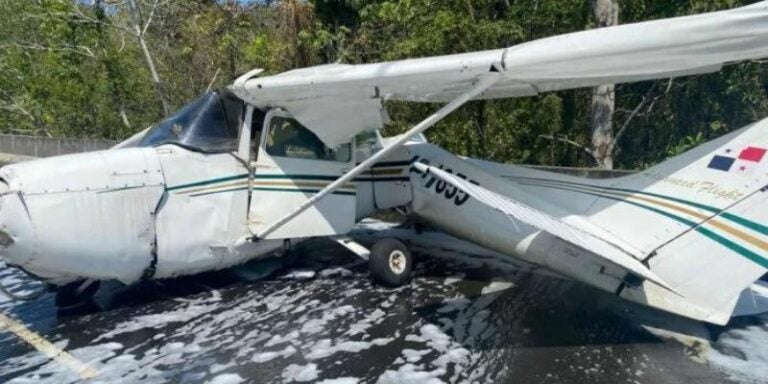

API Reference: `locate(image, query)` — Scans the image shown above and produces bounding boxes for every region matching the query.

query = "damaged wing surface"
[230,1,768,147]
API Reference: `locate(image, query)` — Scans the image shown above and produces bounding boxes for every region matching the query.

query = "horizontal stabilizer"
[413,162,674,291]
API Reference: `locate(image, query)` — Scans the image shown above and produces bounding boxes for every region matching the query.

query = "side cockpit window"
[265,115,351,162]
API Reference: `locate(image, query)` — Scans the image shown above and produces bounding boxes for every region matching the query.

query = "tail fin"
[587,119,768,323]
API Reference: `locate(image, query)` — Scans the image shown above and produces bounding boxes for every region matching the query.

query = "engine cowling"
[0,148,166,285]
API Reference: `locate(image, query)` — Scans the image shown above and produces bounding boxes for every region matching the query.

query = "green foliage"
[0,0,766,169]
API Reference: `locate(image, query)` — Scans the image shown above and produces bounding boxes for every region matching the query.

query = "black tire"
[278,239,302,268]
[281,252,300,268]
[54,280,100,308]
[369,238,412,286]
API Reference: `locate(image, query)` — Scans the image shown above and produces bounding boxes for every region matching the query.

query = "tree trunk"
[127,0,171,116]
[94,0,132,134]
[119,107,132,130]
[136,32,170,116]
[590,0,618,169]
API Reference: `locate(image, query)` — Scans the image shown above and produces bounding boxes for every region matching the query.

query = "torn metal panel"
[153,146,255,278]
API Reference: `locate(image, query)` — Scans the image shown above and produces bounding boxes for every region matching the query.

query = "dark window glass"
[139,90,244,153]
[266,116,351,162]
[251,109,266,161]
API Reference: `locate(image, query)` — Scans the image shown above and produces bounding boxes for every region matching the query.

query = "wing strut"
[255,69,503,240]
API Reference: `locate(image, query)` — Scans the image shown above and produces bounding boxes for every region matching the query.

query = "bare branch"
[142,0,162,35]
[610,99,650,154]
[539,134,596,160]
[206,68,222,93]
[3,43,97,58]
[609,79,674,154]
[4,127,36,134]
[662,77,674,93]
[121,0,170,115]
[465,0,476,23]
[0,97,37,127]
[118,32,127,52]
[0,91,50,137]
[119,107,132,130]
[125,0,143,36]
[104,0,130,6]
[131,0,144,28]
[0,104,32,120]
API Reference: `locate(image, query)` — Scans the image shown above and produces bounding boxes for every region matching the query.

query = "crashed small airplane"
[1,2,768,325]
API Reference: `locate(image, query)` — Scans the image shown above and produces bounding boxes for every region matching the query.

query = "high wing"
[231,1,768,147]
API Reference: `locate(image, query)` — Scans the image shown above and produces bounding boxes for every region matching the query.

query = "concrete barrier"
[0,134,118,158]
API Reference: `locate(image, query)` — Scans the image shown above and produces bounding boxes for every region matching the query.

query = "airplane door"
[248,110,357,239]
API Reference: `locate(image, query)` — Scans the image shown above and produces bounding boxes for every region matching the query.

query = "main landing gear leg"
[334,236,413,287]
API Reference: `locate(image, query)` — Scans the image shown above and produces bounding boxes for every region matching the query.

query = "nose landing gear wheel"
[369,238,412,287]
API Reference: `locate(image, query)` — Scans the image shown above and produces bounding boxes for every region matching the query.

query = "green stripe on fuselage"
[527,182,768,268]
[720,212,768,236]
[167,173,248,191]
[168,173,343,192]
[189,186,355,197]
[252,187,355,196]
[170,169,413,193]
[513,177,768,236]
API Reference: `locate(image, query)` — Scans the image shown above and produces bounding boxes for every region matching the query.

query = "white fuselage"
[0,135,764,327]
[404,143,630,294]
[0,138,667,292]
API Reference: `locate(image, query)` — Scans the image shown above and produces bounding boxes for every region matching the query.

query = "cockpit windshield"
[139,90,243,153]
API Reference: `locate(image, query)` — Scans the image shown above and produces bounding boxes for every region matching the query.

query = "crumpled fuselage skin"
[0,146,281,286]
[0,148,165,285]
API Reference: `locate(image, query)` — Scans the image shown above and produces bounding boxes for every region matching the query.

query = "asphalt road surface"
[0,220,766,383]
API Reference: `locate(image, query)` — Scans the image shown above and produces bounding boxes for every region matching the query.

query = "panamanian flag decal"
[708,146,767,174]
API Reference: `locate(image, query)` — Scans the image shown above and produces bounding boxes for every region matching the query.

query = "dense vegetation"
[1,0,766,169]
